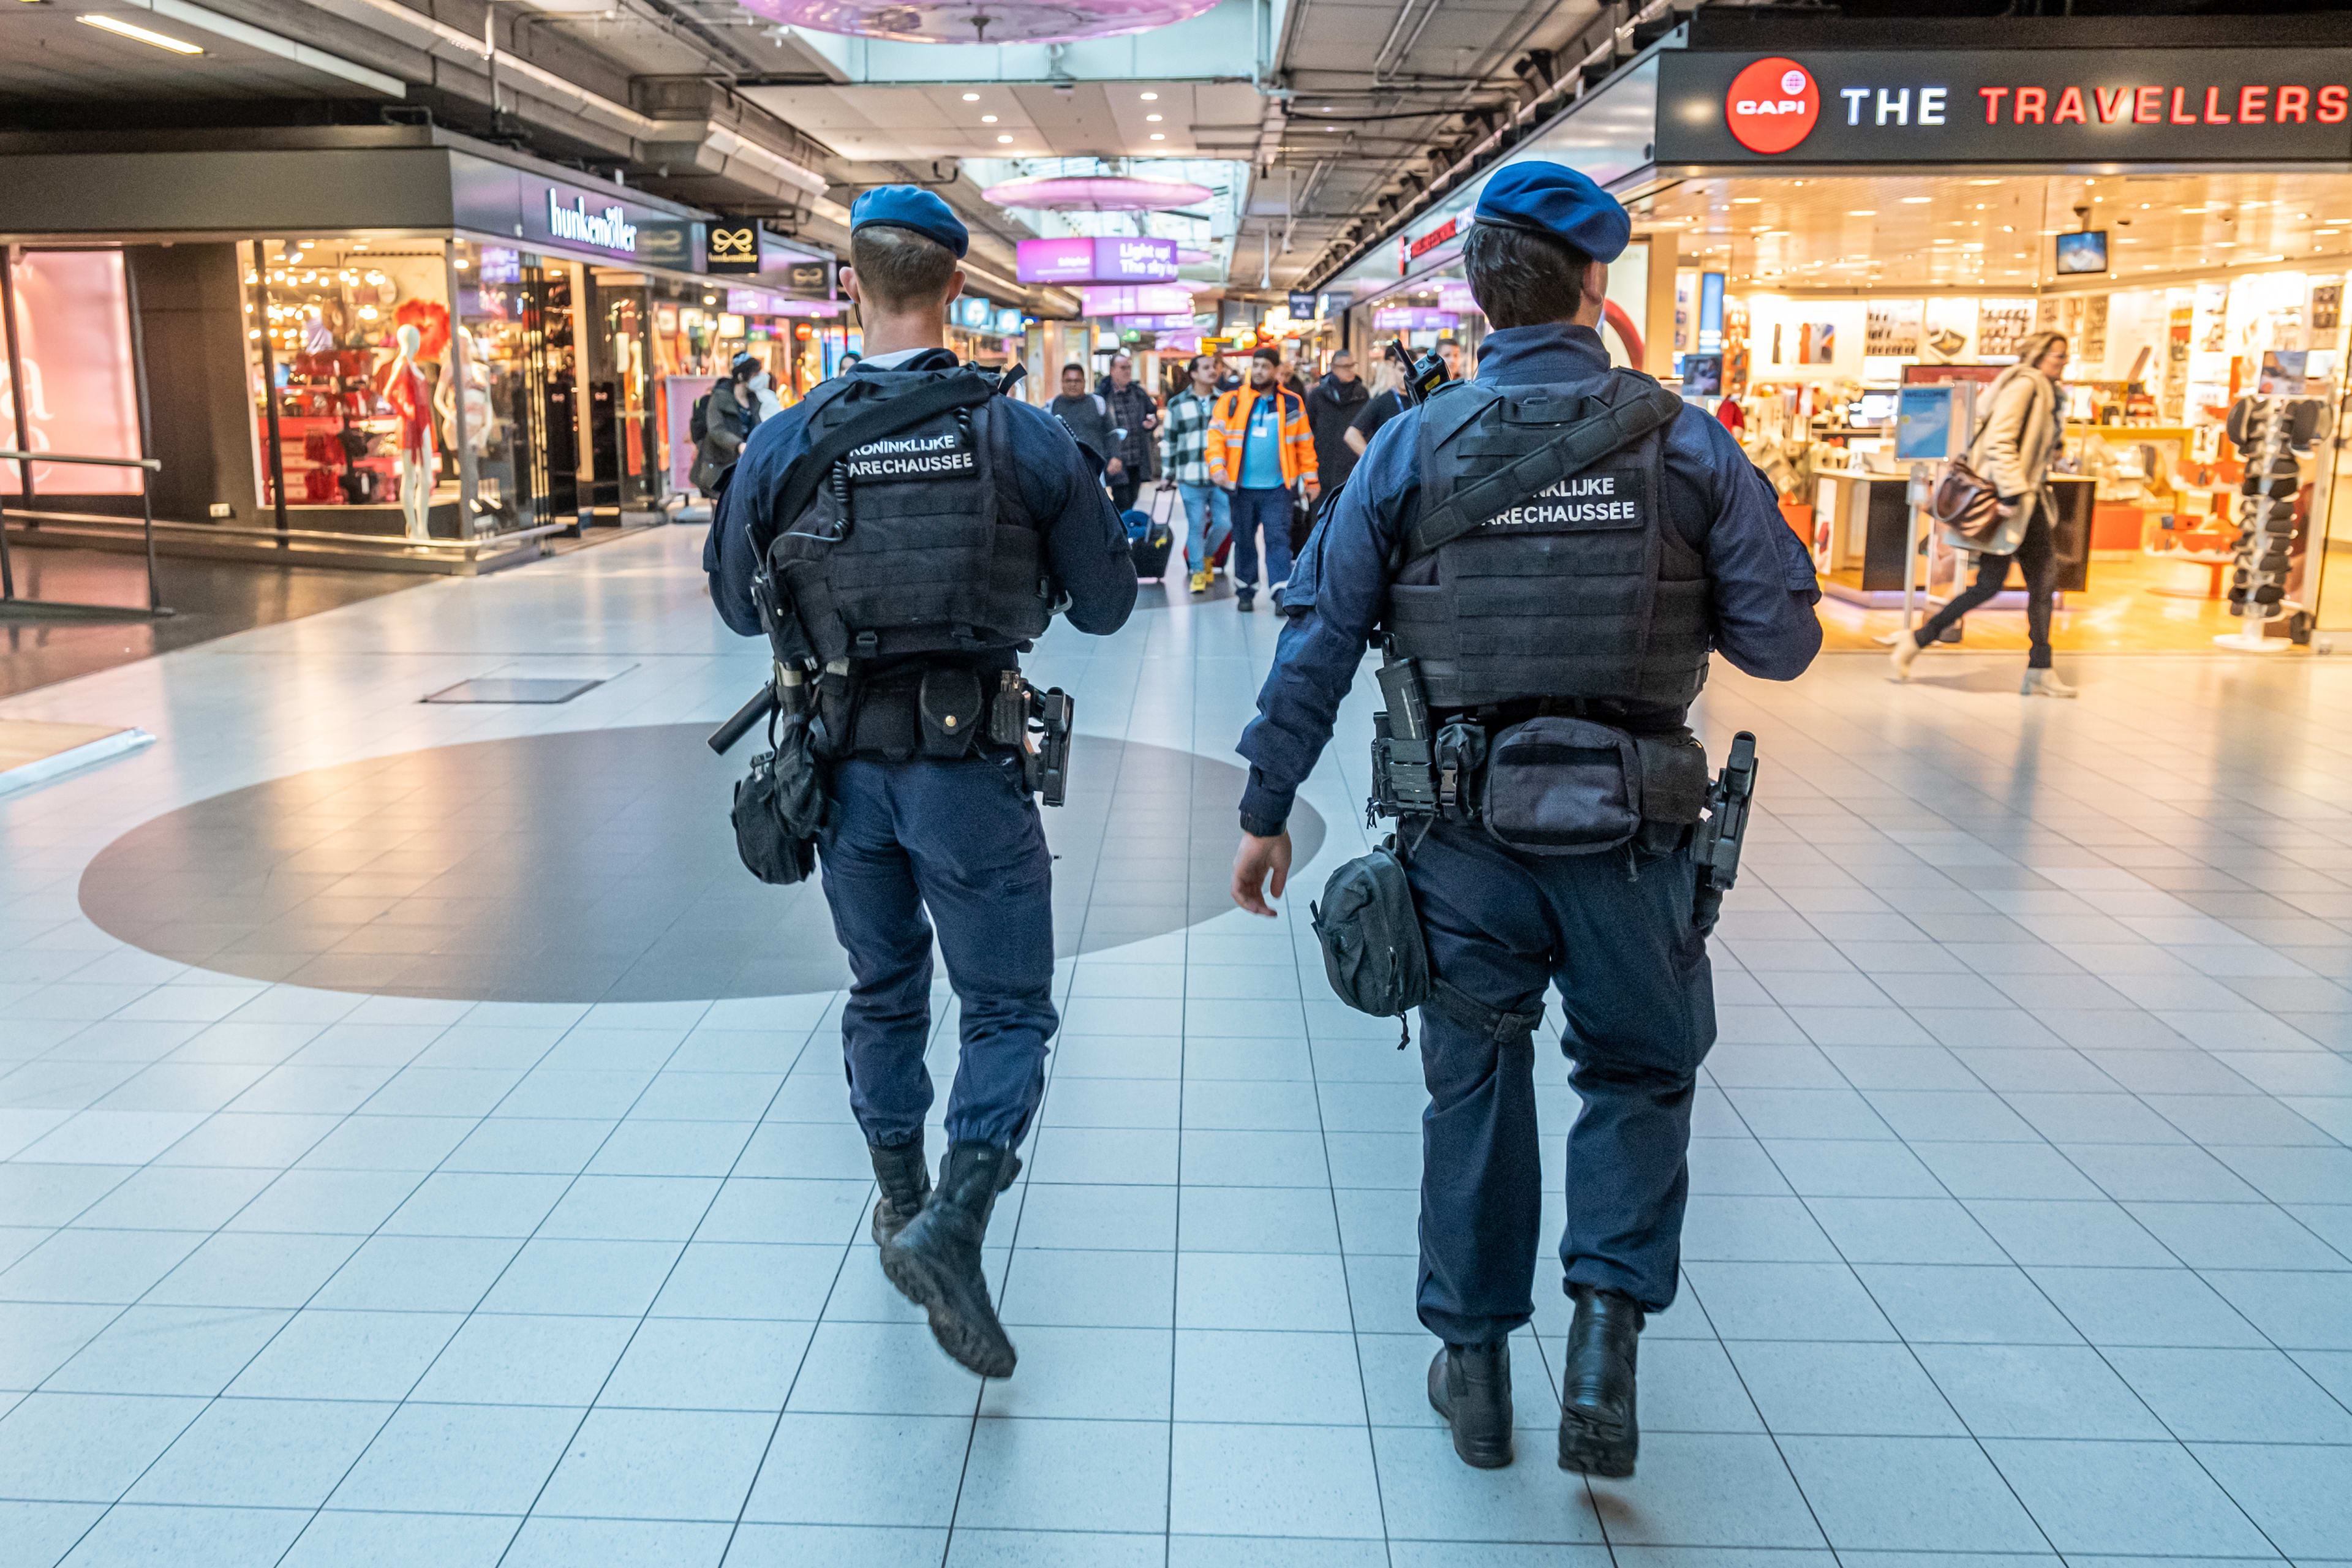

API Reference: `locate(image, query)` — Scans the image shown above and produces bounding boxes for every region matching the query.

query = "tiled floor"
[2,522,2349,1567]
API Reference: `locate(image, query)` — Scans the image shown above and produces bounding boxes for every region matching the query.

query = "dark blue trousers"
[1228,485,1294,597]
[1405,821,1717,1344]
[816,752,1058,1151]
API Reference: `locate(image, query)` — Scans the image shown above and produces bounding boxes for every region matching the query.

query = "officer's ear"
[1577,258,1609,324]
[940,266,967,314]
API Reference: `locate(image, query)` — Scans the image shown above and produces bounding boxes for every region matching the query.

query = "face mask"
[755,372,774,391]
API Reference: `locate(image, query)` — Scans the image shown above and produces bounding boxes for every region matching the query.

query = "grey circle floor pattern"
[79,726,1325,1003]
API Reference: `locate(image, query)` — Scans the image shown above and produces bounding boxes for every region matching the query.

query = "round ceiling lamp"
[981,175,1213,213]
[1177,246,1212,264]
[729,0,1216,45]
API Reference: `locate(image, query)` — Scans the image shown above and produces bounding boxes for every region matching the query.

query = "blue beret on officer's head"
[850,185,970,259]
[1472,162,1630,263]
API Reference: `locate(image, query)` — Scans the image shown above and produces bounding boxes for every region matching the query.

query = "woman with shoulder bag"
[1891,331,2077,698]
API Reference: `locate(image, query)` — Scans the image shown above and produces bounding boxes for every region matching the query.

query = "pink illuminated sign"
[1016,236,1177,285]
[1080,284,1192,317]
[1,251,143,497]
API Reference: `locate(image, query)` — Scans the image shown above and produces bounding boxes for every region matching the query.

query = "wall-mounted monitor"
[2054,230,2108,276]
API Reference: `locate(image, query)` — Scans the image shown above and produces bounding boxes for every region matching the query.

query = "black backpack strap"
[750,370,1001,557]
[1399,379,1687,565]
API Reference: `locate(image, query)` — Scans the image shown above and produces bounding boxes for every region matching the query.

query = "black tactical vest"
[766,367,1054,665]
[1384,371,1710,714]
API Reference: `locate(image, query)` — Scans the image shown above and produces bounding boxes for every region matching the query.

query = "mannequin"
[435,326,501,526]
[382,322,435,540]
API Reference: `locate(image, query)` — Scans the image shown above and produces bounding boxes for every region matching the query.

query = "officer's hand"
[1231,831,1292,918]
[1106,458,1123,477]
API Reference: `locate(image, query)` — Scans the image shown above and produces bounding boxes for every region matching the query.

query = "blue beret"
[850,185,969,259]
[1472,162,1630,263]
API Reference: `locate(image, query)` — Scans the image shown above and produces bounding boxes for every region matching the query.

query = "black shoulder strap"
[750,368,1006,557]
[1400,378,1687,565]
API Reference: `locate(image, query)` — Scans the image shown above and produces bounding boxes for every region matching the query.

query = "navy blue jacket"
[1237,323,1822,830]
[704,349,1138,641]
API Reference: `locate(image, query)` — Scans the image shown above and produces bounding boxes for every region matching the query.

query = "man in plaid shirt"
[1159,354,1231,595]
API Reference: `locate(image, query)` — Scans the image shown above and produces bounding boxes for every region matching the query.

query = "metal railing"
[0,450,171,621]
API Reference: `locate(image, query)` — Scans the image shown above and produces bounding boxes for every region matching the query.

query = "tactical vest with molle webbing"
[757,364,1056,668]
[1382,369,1711,715]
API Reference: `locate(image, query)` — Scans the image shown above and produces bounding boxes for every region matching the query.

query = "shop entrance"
[1636,168,2349,655]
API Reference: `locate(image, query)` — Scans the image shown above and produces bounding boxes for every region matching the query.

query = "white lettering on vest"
[842,430,975,480]
[1479,472,1642,530]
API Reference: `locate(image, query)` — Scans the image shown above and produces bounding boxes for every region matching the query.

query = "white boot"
[1889,630,1926,682]
[2021,668,2078,699]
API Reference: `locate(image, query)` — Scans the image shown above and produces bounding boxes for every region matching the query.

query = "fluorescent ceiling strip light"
[79,13,204,52]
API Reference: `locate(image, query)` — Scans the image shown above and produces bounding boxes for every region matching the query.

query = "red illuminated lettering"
[2171,88,2196,123]
[2016,86,2047,123]
[2094,87,2130,123]
[2204,86,2233,123]
[2321,85,2349,122]
[2239,86,2269,123]
[2277,85,2311,121]
[2134,86,2164,122]
[2052,87,2086,123]
[1980,87,2009,123]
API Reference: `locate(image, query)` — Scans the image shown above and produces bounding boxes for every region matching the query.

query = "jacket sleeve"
[1204,393,1231,480]
[1978,373,2036,500]
[1285,393,1318,483]
[1158,402,1178,473]
[1004,401,1137,637]
[1234,410,1420,829]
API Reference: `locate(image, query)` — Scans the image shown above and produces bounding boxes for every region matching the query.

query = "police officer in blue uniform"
[707,187,1137,1378]
[1231,164,1820,1476]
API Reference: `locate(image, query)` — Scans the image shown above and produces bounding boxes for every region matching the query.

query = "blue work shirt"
[704,349,1139,643]
[1237,397,1285,489]
[1237,322,1821,830]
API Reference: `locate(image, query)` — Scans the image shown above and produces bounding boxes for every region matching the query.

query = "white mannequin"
[385,322,435,541]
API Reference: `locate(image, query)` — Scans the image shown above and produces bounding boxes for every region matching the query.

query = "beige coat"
[1962,364,2062,555]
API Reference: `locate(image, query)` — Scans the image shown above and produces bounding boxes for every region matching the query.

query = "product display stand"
[2214,394,2295,653]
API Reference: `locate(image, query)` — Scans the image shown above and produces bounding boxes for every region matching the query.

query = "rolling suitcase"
[1126,498,1175,581]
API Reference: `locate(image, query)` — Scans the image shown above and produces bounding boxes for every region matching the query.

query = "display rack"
[2215,396,2300,652]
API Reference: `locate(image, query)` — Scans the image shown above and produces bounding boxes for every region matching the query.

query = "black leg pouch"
[733,712,827,885]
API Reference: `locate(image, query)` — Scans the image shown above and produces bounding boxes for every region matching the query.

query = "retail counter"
[1813,469,2095,597]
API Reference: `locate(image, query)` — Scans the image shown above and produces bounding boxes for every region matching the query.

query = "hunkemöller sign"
[546,190,639,254]
[1656,47,2352,164]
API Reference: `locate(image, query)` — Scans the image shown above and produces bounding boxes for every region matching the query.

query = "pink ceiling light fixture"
[729,0,1216,45]
[980,175,1213,213]
[1176,246,1212,264]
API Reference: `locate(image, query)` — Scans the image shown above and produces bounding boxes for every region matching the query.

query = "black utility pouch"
[1310,841,1431,1021]
[1482,716,1643,855]
[918,666,985,759]
[732,714,827,886]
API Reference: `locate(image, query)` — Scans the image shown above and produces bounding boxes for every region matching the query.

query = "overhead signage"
[784,260,831,294]
[1657,48,2352,164]
[1373,307,1460,331]
[951,296,993,328]
[636,222,694,269]
[1438,282,1476,314]
[1287,290,1317,318]
[1407,216,1460,262]
[707,223,761,274]
[547,189,637,254]
[1017,236,1178,286]
[725,288,840,317]
[1112,314,1197,331]
[1080,284,1192,316]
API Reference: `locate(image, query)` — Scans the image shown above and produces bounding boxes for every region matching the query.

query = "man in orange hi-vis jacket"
[1207,345,1319,611]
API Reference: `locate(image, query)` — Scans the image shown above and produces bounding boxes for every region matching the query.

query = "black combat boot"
[868,1140,930,1245]
[1558,1284,1643,1479]
[1427,1339,1514,1469]
[880,1141,1019,1378]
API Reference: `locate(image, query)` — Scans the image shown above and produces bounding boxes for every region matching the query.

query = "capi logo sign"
[1726,56,1820,153]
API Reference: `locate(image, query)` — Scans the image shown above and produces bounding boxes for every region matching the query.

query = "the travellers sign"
[1657,48,2352,163]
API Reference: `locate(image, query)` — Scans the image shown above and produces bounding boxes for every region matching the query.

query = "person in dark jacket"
[692,352,764,492]
[1304,351,1370,499]
[1098,352,1160,513]
[1050,363,1118,484]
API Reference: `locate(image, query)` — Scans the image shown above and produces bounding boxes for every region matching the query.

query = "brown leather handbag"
[1930,454,2006,545]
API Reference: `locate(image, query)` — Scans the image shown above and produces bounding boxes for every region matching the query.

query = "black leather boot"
[1558,1284,1643,1479]
[879,1141,1019,1378]
[868,1140,930,1245]
[1427,1340,1514,1469]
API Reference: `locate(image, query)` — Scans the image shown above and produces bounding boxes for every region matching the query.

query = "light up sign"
[1017,236,1179,285]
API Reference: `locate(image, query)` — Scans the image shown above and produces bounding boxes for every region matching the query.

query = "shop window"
[2,250,143,497]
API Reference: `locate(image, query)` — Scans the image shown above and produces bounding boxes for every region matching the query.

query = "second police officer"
[706,187,1137,1379]
[1230,164,1822,1477]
